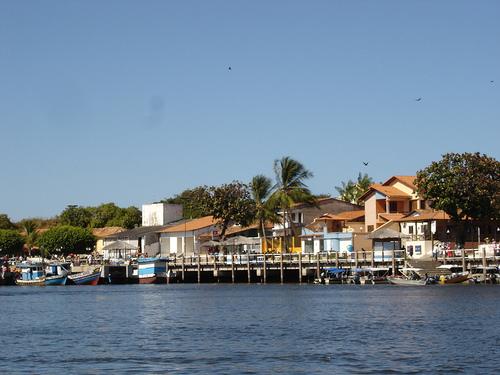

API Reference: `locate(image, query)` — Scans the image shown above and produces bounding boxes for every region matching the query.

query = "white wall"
[142,203,183,226]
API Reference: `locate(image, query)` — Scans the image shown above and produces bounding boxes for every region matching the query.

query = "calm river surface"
[1,284,499,374]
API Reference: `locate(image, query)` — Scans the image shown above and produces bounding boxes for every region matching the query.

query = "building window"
[420,200,426,209]
[409,226,414,234]
[291,213,297,222]
[389,201,398,213]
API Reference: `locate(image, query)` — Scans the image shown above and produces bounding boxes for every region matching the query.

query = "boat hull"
[45,275,68,286]
[69,271,101,285]
[440,274,470,284]
[387,277,427,286]
[138,276,156,284]
[16,277,46,286]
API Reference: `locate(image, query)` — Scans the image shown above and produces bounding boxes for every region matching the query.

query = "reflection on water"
[1,285,499,374]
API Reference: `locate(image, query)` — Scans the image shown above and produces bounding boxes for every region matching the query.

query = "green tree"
[415,152,500,243]
[205,182,256,239]
[90,203,120,228]
[162,186,212,219]
[335,172,373,204]
[0,214,16,230]
[0,229,25,256]
[59,205,92,227]
[115,206,142,229]
[270,156,316,252]
[19,219,38,256]
[37,225,96,256]
[250,175,280,245]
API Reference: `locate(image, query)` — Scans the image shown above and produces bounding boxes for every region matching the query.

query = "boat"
[468,265,499,284]
[68,268,101,285]
[387,267,428,286]
[44,262,70,286]
[15,263,46,286]
[134,257,168,284]
[436,264,469,284]
[360,267,390,285]
[314,267,347,284]
[387,277,427,286]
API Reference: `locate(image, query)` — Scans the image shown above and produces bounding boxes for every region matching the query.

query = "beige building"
[92,227,126,255]
[359,176,428,232]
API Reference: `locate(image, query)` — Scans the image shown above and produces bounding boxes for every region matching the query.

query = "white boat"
[387,277,427,286]
[388,267,428,286]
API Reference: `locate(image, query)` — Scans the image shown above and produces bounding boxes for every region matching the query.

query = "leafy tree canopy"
[0,229,25,256]
[37,225,96,256]
[205,182,256,238]
[335,172,373,205]
[59,203,141,229]
[162,187,212,219]
[0,214,16,230]
[415,152,500,221]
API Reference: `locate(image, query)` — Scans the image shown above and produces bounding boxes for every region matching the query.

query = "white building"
[142,203,183,226]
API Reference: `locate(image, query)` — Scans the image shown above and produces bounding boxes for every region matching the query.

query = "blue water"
[1,285,499,374]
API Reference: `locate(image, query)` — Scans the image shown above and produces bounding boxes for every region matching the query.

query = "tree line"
[1,152,498,256]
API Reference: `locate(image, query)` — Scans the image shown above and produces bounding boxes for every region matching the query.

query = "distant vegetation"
[335,173,373,205]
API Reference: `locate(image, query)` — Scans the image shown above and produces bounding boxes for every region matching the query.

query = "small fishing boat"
[15,263,46,286]
[388,268,428,286]
[44,262,70,286]
[360,267,390,285]
[68,268,101,285]
[314,267,347,284]
[387,277,427,286]
[133,257,168,284]
[436,265,469,284]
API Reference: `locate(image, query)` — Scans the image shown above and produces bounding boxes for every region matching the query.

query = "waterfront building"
[159,216,219,257]
[359,175,427,232]
[92,227,126,255]
[142,203,183,226]
[271,198,363,253]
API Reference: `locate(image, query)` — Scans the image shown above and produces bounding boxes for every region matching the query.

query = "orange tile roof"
[397,210,450,222]
[378,213,406,221]
[160,216,218,233]
[92,227,126,238]
[384,175,417,189]
[335,210,365,221]
[225,222,273,236]
[370,184,410,198]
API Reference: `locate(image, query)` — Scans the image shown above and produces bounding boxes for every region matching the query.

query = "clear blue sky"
[1,1,499,221]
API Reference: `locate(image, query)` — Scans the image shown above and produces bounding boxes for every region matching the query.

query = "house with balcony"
[300,210,370,254]
[271,198,363,253]
[359,176,428,232]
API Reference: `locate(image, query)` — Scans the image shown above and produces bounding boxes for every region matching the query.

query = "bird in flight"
[415,97,422,101]
[363,162,369,166]
[491,80,494,83]
[228,66,232,71]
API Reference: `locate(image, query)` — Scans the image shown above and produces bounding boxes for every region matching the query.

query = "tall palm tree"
[270,156,316,252]
[335,172,373,204]
[21,219,38,256]
[250,175,280,251]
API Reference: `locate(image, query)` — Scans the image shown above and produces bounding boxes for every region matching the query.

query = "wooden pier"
[165,250,500,284]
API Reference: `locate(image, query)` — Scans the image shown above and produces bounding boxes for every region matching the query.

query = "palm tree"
[335,172,373,204]
[20,219,38,256]
[355,172,373,198]
[270,156,316,252]
[250,175,280,251]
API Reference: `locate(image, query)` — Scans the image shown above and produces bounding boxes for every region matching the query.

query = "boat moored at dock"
[68,268,101,285]
[15,263,46,286]
[135,257,168,284]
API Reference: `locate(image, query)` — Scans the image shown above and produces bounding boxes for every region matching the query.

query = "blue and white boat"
[15,263,46,286]
[44,262,70,286]
[136,257,168,284]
